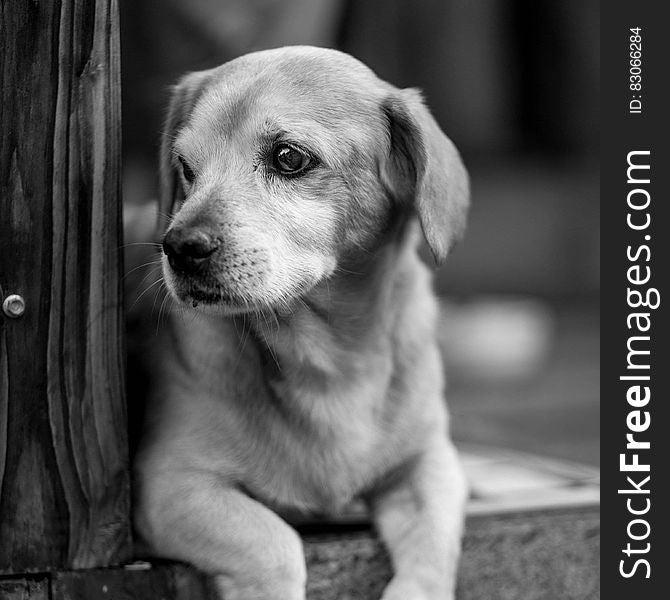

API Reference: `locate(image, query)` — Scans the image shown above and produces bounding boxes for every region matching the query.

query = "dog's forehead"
[190,48,388,137]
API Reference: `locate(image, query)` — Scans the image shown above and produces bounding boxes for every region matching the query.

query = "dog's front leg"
[370,438,468,600]
[136,470,306,600]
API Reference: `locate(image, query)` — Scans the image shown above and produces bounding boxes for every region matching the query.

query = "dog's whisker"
[158,296,173,332]
[136,266,164,292]
[266,344,281,372]
[121,241,163,249]
[295,297,310,313]
[260,303,281,333]
[232,313,252,374]
[130,277,165,311]
[168,296,179,325]
[151,280,168,315]
[261,309,281,353]
[129,272,164,306]
[270,308,281,341]
[155,292,171,335]
[171,299,186,322]
[122,259,163,282]
[188,306,200,325]
[232,313,242,339]
[155,209,174,221]
[257,309,281,372]
[335,266,364,276]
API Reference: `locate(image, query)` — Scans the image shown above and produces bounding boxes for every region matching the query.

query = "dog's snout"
[163,228,218,274]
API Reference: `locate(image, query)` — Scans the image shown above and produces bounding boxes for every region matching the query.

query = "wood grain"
[0,577,49,600]
[0,0,130,573]
[51,564,216,600]
[0,564,214,600]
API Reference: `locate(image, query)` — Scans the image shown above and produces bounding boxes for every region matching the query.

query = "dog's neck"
[246,220,426,383]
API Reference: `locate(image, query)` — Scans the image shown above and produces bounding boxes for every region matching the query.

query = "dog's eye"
[179,156,196,184]
[272,144,311,175]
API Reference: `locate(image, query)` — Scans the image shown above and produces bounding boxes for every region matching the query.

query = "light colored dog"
[134,46,469,600]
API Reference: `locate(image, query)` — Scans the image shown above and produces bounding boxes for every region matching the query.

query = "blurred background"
[121,0,599,472]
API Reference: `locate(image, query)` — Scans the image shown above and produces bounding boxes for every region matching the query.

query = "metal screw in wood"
[2,294,26,318]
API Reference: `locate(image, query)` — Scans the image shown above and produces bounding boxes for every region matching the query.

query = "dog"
[133,46,469,600]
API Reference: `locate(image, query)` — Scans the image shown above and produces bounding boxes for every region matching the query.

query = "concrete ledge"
[303,505,599,600]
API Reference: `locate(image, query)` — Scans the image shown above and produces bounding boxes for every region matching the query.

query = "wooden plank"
[0,0,130,573]
[52,567,173,600]
[51,564,214,600]
[0,577,49,600]
[171,564,218,600]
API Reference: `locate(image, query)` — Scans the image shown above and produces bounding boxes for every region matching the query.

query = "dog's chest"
[237,366,414,513]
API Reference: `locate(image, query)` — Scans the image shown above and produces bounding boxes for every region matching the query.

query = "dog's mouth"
[161,250,261,312]
[174,282,250,311]
[186,287,238,307]
[168,274,321,317]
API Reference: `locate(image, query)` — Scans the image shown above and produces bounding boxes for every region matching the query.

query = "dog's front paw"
[380,576,455,600]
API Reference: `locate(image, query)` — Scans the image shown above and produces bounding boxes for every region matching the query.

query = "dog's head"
[159,46,468,313]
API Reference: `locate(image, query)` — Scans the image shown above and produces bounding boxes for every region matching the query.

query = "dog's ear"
[381,89,469,265]
[158,70,211,231]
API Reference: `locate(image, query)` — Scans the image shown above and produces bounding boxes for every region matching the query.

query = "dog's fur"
[134,46,469,600]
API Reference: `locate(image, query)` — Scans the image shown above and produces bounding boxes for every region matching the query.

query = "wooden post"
[0,0,131,573]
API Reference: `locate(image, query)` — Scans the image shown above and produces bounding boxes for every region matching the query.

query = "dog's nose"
[162,228,218,274]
